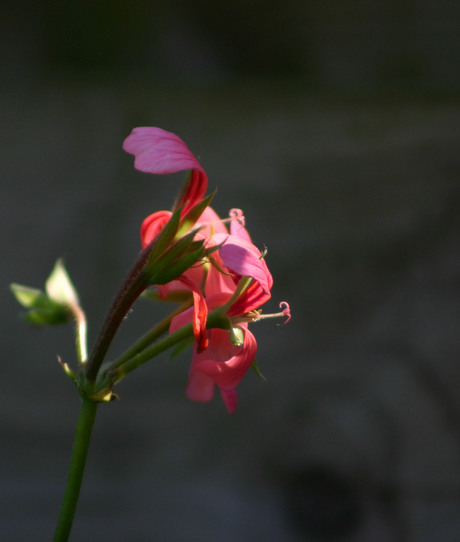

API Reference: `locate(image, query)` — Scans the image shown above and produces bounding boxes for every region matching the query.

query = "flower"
[167,208,280,413]
[123,126,290,412]
[170,292,256,413]
[170,292,291,414]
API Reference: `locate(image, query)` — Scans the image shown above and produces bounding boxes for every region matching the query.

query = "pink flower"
[170,292,290,413]
[168,216,276,413]
[123,126,290,412]
[170,292,258,414]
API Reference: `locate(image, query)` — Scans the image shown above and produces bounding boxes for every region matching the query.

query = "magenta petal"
[123,127,206,176]
[216,234,273,295]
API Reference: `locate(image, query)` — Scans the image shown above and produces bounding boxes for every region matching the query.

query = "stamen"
[279,301,291,324]
[239,301,292,325]
[210,209,245,229]
[229,208,245,226]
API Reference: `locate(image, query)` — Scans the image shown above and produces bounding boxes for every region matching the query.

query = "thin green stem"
[53,398,98,542]
[95,308,229,391]
[108,299,193,372]
[110,321,195,382]
[69,302,88,365]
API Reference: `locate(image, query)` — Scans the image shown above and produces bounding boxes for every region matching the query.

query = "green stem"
[69,302,88,365]
[111,321,195,381]
[53,398,98,542]
[107,299,193,372]
[95,309,229,391]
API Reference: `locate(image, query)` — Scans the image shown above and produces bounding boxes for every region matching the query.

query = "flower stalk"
[52,398,98,542]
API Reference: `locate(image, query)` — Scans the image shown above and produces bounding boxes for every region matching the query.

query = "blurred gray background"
[1,1,460,540]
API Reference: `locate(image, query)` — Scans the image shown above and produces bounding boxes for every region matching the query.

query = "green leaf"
[45,259,79,306]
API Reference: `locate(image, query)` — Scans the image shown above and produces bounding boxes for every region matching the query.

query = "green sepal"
[141,288,193,303]
[45,259,79,306]
[23,307,70,326]
[146,205,182,267]
[251,358,266,381]
[10,283,70,326]
[144,232,206,285]
[229,326,244,346]
[159,229,202,268]
[155,243,205,285]
[87,388,118,402]
[177,191,215,237]
[171,170,199,213]
[11,283,49,309]
[57,355,78,386]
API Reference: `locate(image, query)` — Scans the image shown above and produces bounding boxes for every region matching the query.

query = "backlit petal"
[123,127,205,176]
[220,388,238,414]
[215,234,273,295]
[193,327,257,391]
[186,369,215,403]
[140,210,172,248]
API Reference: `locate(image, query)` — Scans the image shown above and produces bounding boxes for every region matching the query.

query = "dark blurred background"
[1,1,460,540]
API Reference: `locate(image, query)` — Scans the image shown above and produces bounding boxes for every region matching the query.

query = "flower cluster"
[123,127,290,412]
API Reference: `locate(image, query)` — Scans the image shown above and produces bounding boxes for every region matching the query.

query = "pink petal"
[123,127,205,176]
[220,388,238,414]
[186,369,215,403]
[227,280,271,317]
[124,127,208,216]
[193,327,257,391]
[140,210,172,248]
[229,209,251,242]
[215,234,273,295]
[196,207,229,236]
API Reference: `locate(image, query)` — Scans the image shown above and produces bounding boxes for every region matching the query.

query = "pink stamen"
[229,208,246,227]
[238,301,292,325]
[279,301,291,324]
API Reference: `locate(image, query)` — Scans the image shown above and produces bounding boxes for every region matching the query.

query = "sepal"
[251,358,266,381]
[229,326,244,346]
[45,259,79,306]
[146,206,182,266]
[10,259,80,326]
[143,230,206,285]
[58,355,78,386]
[177,191,215,237]
[10,283,70,326]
